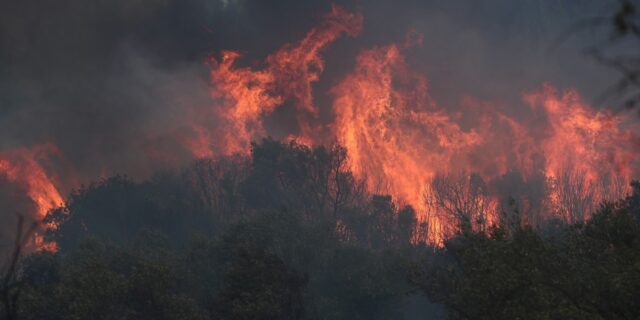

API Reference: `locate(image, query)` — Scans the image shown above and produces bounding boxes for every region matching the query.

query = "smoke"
[0,0,618,178]
[0,0,632,241]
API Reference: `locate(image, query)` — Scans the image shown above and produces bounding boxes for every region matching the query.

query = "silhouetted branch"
[551,0,640,111]
[1,214,39,320]
[591,0,640,110]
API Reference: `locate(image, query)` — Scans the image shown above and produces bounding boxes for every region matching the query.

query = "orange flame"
[524,85,638,221]
[331,43,482,212]
[179,6,640,242]
[0,144,64,250]
[331,40,640,239]
[4,7,636,247]
[185,4,363,157]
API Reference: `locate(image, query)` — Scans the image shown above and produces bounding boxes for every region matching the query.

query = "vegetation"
[0,139,637,319]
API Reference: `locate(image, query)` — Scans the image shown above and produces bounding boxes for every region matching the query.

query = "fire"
[0,144,64,250]
[330,42,482,232]
[331,40,639,238]
[185,4,363,157]
[2,6,636,246]
[526,85,637,183]
[195,6,640,242]
[524,86,638,222]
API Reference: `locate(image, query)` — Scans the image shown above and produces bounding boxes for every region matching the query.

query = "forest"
[1,139,638,320]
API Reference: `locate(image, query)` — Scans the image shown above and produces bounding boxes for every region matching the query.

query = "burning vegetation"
[189,5,640,242]
[2,2,640,320]
[2,5,640,246]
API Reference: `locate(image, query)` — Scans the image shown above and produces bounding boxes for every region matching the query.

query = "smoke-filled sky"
[0,0,623,186]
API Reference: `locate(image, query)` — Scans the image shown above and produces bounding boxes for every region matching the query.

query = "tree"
[576,0,640,110]
[213,223,306,320]
[181,156,249,228]
[411,199,640,320]
[18,236,207,320]
[424,172,495,237]
[241,139,363,222]
[0,214,38,320]
[548,169,596,224]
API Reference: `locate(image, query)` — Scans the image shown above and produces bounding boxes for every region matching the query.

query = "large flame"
[196,6,640,242]
[0,144,64,218]
[3,6,637,246]
[184,4,363,157]
[331,41,640,239]
[524,86,638,222]
[331,42,482,211]
[0,144,64,250]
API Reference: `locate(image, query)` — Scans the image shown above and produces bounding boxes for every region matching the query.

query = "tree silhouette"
[1,214,38,320]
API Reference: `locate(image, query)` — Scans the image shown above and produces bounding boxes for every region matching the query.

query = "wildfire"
[197,5,640,241]
[524,86,638,222]
[331,42,639,238]
[330,42,482,219]
[2,6,637,246]
[185,4,363,157]
[0,144,64,250]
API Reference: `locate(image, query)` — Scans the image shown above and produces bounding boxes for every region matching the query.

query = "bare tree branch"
[1,213,39,320]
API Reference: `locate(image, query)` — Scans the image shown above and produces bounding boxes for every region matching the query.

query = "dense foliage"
[1,139,639,319]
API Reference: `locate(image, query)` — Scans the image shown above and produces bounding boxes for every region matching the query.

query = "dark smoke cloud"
[0,0,621,188]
